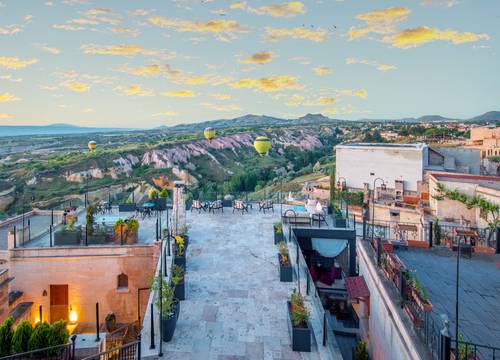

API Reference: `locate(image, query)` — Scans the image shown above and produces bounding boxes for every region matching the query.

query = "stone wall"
[171,181,186,236]
[8,243,160,327]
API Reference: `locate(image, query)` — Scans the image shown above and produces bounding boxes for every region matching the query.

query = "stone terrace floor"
[143,207,331,360]
[397,247,500,352]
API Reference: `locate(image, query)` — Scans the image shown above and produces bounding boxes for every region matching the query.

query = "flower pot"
[183,235,189,250]
[174,255,186,270]
[105,316,116,332]
[287,301,311,352]
[54,230,81,246]
[161,313,177,342]
[160,298,179,342]
[87,234,107,245]
[278,254,293,282]
[118,203,136,212]
[172,281,185,301]
[274,230,284,244]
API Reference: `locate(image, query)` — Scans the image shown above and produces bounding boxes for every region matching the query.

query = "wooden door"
[50,284,68,323]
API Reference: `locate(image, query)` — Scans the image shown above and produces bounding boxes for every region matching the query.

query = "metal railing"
[286,227,344,358]
[82,340,140,360]
[0,341,75,360]
[451,339,500,360]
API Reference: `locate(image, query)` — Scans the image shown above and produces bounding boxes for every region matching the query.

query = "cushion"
[319,270,333,286]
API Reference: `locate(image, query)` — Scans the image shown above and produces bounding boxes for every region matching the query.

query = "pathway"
[147,209,323,360]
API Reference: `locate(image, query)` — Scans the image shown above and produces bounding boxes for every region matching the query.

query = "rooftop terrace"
[141,206,343,360]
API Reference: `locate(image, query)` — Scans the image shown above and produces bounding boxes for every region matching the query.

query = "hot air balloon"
[204,127,216,142]
[88,140,97,151]
[254,136,271,157]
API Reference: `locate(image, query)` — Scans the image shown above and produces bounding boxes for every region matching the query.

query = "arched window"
[117,273,128,289]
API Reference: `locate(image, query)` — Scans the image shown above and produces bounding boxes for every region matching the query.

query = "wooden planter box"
[278,254,293,282]
[118,203,136,212]
[54,230,81,246]
[274,229,284,244]
[287,301,311,352]
[160,299,179,342]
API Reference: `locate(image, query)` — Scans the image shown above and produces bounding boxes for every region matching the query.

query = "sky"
[0,0,498,128]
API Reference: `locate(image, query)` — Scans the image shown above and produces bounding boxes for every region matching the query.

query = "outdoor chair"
[233,200,249,214]
[191,200,206,213]
[209,200,224,213]
[259,200,274,213]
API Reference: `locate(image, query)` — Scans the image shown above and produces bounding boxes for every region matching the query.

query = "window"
[117,273,128,289]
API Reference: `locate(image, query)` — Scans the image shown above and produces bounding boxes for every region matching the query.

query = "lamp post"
[371,177,386,243]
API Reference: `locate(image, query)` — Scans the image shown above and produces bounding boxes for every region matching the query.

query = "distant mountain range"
[0,124,132,137]
[1,111,498,137]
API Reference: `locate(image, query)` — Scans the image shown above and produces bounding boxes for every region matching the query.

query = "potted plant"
[179,226,189,249]
[273,222,284,244]
[354,340,369,360]
[174,236,186,269]
[54,217,81,245]
[159,188,168,211]
[277,241,293,282]
[287,289,311,352]
[151,275,179,342]
[119,197,136,212]
[105,313,116,332]
[114,219,127,244]
[87,226,108,245]
[409,275,432,312]
[126,218,139,244]
[170,264,185,301]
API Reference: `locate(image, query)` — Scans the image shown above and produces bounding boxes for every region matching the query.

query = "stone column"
[172,181,186,236]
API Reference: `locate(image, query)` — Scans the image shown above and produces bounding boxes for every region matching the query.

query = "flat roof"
[336,142,427,150]
[396,248,500,352]
[429,172,500,191]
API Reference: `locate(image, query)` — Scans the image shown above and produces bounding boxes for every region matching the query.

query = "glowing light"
[69,307,78,323]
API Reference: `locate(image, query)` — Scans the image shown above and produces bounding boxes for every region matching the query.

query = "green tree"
[0,317,14,356]
[11,320,33,354]
[48,320,69,347]
[28,322,51,351]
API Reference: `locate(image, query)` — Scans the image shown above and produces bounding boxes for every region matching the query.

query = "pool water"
[293,205,306,212]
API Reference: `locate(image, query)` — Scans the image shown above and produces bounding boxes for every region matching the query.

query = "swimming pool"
[293,205,306,212]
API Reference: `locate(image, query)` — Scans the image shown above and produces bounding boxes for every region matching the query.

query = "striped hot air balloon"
[204,127,216,142]
[88,140,97,151]
[254,136,271,157]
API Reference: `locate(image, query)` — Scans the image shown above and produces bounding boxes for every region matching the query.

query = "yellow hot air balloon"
[88,140,97,151]
[254,136,271,157]
[204,127,216,142]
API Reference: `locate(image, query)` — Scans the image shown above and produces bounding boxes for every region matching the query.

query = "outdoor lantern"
[254,136,271,157]
[204,127,216,142]
[88,140,97,151]
[315,201,323,212]
[69,306,77,323]
[381,183,387,191]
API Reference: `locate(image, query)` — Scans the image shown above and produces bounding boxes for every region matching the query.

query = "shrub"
[48,320,69,347]
[433,218,442,246]
[354,340,369,360]
[11,320,33,354]
[289,289,309,328]
[0,317,14,356]
[273,222,282,234]
[148,189,158,200]
[151,275,176,318]
[28,322,51,351]
[159,188,169,199]
[171,265,184,286]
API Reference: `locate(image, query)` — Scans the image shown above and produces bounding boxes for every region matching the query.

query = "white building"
[336,143,428,192]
